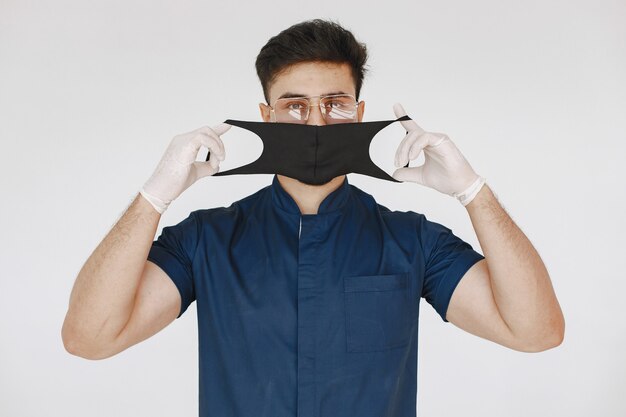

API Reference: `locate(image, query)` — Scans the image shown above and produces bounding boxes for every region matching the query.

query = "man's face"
[258,61,365,185]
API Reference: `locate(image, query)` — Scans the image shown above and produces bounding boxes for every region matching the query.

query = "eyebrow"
[276,91,348,100]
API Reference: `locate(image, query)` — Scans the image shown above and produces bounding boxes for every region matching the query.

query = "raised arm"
[61,123,230,359]
[391,103,564,351]
[61,194,167,359]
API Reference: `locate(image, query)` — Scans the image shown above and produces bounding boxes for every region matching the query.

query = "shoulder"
[192,183,271,226]
[348,183,424,225]
[347,184,428,248]
[345,183,463,247]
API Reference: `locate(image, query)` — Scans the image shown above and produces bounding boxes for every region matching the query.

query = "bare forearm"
[62,193,160,353]
[465,184,564,348]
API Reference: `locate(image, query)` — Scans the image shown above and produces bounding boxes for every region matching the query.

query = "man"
[62,18,564,417]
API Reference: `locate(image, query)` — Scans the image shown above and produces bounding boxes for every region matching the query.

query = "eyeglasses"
[268,93,359,124]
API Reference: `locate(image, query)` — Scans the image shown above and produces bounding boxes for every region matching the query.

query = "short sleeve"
[418,214,485,323]
[147,211,199,319]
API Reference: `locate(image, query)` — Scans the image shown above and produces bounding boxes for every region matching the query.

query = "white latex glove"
[391,103,486,206]
[139,123,231,213]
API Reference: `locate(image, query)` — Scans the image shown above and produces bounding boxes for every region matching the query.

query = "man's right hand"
[140,123,231,213]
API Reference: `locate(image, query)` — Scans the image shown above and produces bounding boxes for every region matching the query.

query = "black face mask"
[206,115,412,185]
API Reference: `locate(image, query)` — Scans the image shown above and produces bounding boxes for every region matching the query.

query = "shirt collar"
[270,174,351,215]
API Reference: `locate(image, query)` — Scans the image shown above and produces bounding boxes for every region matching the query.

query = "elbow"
[61,317,81,356]
[516,317,565,353]
[62,335,114,360]
[61,319,114,361]
[523,331,564,353]
[62,327,94,359]
[63,337,89,359]
[62,330,89,359]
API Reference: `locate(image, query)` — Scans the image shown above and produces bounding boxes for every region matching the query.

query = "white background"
[1,1,625,416]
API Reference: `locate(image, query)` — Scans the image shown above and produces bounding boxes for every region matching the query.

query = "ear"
[259,103,271,122]
[357,100,365,122]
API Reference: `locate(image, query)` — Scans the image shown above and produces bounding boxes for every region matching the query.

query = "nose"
[306,101,326,126]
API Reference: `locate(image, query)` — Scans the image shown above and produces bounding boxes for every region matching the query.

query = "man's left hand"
[391,103,486,206]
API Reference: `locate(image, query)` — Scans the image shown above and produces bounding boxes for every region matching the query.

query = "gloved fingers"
[211,122,232,136]
[207,148,221,170]
[392,166,425,185]
[394,129,419,167]
[197,126,227,159]
[405,134,431,163]
[169,129,222,166]
[392,103,425,134]
[193,131,225,162]
[397,130,438,167]
[407,132,447,160]
[191,122,231,137]
[428,132,449,147]
[209,123,231,154]
[192,160,219,180]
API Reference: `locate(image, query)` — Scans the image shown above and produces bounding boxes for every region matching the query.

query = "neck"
[277,174,346,215]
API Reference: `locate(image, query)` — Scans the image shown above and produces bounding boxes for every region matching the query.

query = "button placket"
[296,215,322,417]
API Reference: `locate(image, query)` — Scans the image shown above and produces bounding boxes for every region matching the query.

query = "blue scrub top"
[148,174,484,417]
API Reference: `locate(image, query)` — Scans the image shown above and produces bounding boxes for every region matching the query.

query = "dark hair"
[255,18,369,103]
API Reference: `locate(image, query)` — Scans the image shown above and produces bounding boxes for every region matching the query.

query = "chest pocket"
[343,273,411,353]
